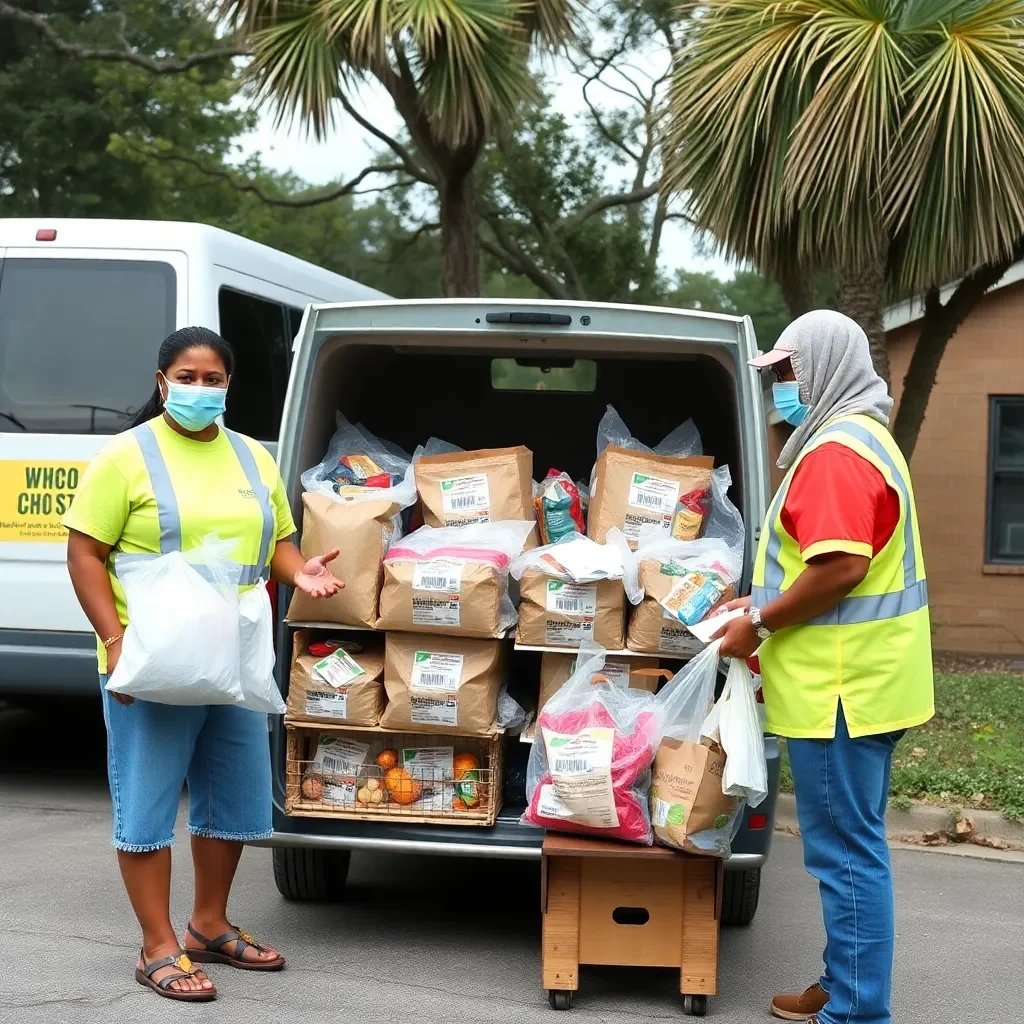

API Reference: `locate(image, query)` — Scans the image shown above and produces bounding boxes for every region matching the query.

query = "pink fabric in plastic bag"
[523,700,659,844]
[384,544,510,569]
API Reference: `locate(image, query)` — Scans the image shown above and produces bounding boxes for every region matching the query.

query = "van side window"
[217,287,293,441]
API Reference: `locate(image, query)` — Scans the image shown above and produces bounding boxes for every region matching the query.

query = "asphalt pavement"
[0,697,1020,1024]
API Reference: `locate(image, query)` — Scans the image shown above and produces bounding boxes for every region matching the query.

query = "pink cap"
[748,343,794,369]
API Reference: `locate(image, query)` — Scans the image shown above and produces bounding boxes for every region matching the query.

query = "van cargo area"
[268,301,779,913]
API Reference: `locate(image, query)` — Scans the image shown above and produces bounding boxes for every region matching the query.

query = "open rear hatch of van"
[272,300,771,857]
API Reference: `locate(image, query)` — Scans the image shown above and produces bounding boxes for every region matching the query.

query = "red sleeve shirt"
[780,442,900,561]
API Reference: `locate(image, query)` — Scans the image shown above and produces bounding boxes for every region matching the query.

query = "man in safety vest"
[715,310,934,1024]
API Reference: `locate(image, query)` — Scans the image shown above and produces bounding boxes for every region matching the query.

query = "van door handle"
[485,312,572,325]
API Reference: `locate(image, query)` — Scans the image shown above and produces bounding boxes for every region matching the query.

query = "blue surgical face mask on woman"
[160,374,228,432]
[773,380,810,427]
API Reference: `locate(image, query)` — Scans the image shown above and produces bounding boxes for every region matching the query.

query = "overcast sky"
[235,68,736,283]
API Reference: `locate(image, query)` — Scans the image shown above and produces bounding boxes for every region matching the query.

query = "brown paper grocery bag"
[537,652,661,712]
[377,558,506,638]
[381,633,504,734]
[286,631,385,727]
[516,569,625,649]
[588,445,714,548]
[415,447,534,530]
[286,493,398,627]
[626,559,735,657]
[651,736,737,853]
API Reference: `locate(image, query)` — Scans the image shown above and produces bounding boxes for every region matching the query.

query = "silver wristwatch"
[750,607,774,642]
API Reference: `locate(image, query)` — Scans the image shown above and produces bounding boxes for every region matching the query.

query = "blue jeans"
[100,677,272,852]
[788,704,904,1024]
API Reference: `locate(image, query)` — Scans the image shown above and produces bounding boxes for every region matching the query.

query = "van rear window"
[491,358,597,392]
[0,258,176,434]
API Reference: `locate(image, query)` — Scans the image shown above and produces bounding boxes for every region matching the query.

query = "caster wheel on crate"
[682,994,707,1017]
[548,990,575,1010]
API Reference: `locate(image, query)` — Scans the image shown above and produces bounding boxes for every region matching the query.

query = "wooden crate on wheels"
[541,834,723,1015]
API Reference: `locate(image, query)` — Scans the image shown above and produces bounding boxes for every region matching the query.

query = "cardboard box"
[588,446,715,548]
[381,632,505,735]
[287,493,398,627]
[415,446,534,530]
[516,570,626,649]
[651,737,737,854]
[538,652,664,713]
[541,833,722,1001]
[377,556,507,638]
[286,631,385,727]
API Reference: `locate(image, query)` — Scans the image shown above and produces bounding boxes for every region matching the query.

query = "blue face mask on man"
[772,380,810,427]
[161,374,228,432]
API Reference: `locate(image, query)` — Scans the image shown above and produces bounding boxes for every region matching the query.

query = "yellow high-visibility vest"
[752,414,934,739]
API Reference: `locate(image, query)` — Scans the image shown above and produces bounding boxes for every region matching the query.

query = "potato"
[356,785,372,806]
[365,777,381,792]
[301,776,323,801]
[369,788,385,805]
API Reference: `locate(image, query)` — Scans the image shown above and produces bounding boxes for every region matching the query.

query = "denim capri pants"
[99,677,273,852]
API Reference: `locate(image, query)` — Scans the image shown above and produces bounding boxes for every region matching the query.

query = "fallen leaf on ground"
[953,817,977,843]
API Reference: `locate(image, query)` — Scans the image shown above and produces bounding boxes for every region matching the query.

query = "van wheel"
[272,847,351,901]
[721,867,761,926]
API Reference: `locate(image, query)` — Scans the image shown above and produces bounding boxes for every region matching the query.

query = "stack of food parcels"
[283,405,751,833]
[522,642,768,856]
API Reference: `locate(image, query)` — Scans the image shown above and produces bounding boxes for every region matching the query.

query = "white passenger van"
[266,299,779,929]
[0,218,386,698]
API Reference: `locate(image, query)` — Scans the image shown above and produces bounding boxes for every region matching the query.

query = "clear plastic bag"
[107,535,243,705]
[595,404,704,459]
[623,536,742,626]
[522,643,660,844]
[533,470,585,544]
[510,531,625,584]
[301,413,417,510]
[383,520,536,633]
[650,641,744,857]
[497,686,527,731]
[702,465,745,551]
[701,657,768,808]
[237,581,286,714]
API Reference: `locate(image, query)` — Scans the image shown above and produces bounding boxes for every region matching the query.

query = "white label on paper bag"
[651,795,675,828]
[440,474,490,517]
[305,690,348,718]
[568,657,630,687]
[410,651,464,691]
[537,783,574,820]
[314,736,370,780]
[413,558,464,593]
[410,696,459,726]
[545,617,595,646]
[322,782,356,805]
[412,594,461,627]
[659,624,704,656]
[403,747,455,810]
[541,726,619,828]
[628,473,679,515]
[312,649,367,689]
[545,580,597,616]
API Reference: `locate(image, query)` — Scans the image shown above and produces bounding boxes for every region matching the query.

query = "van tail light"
[36,228,57,241]
[748,814,768,830]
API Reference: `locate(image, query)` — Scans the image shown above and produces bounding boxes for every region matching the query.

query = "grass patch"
[777,673,1024,821]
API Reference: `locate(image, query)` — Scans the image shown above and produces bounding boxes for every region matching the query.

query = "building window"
[987,397,1024,563]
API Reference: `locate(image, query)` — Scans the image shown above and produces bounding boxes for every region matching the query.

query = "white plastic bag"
[107,536,243,705]
[237,581,286,714]
[701,657,768,807]
[301,413,417,511]
[595,404,704,459]
[509,531,625,584]
[702,465,745,551]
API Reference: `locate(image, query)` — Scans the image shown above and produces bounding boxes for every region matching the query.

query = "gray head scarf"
[775,310,893,469]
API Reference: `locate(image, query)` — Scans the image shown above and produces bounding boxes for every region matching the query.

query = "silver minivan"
[264,299,781,926]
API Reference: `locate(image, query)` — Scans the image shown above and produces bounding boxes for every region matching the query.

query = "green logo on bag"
[549,737,571,748]
[441,480,454,491]
[414,651,432,663]
[714,814,729,829]
[667,805,686,826]
[548,581,563,592]
[633,473,648,485]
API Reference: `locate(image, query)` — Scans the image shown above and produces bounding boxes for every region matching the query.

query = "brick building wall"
[888,281,1024,654]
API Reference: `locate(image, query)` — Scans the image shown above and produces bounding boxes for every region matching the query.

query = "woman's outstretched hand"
[293,549,344,599]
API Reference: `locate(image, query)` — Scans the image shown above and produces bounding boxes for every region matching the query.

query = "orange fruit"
[376,749,399,770]
[453,753,480,778]
[384,766,421,805]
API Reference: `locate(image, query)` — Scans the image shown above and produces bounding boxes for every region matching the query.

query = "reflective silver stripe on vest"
[755,420,927,625]
[115,424,275,585]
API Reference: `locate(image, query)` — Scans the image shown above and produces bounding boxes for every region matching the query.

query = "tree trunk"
[836,256,890,384]
[439,169,481,297]
[891,244,1022,459]
[776,265,814,320]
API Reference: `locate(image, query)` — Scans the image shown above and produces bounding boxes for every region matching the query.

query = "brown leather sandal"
[185,922,286,971]
[134,950,217,1001]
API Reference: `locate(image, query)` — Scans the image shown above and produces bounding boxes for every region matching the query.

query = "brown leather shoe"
[770,983,829,1021]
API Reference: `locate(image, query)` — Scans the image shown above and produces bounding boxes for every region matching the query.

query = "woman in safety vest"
[715,310,934,1024]
[64,327,343,1002]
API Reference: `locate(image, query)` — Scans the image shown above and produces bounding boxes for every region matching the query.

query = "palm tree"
[220,0,580,297]
[664,0,1024,454]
